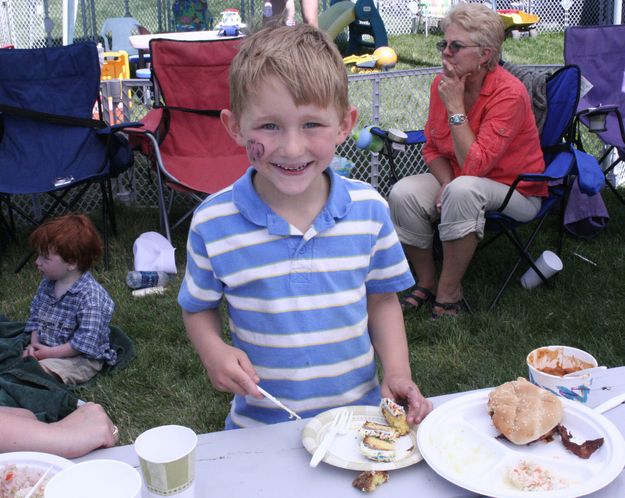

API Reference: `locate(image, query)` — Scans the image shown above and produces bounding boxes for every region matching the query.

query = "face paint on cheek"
[246,139,265,163]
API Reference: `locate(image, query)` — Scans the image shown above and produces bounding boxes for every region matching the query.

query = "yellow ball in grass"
[373,46,397,70]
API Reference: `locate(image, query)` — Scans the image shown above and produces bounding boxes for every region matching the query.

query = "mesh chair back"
[149,38,249,194]
[0,43,108,194]
[541,65,580,150]
[564,25,625,150]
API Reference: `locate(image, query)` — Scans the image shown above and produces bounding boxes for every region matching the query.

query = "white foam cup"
[134,425,198,496]
[527,345,598,404]
[520,250,563,289]
[45,459,142,498]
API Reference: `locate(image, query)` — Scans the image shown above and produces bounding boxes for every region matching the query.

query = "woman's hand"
[52,402,118,458]
[438,60,468,114]
[381,376,433,425]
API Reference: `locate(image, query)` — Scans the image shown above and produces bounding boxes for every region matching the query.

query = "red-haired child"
[21,214,117,384]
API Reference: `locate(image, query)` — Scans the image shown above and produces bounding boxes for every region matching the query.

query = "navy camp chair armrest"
[370,127,426,145]
[495,151,575,212]
[539,150,575,181]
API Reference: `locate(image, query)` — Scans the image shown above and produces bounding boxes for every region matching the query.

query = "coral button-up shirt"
[423,65,547,198]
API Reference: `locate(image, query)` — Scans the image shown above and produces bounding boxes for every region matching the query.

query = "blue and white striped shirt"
[178,167,414,428]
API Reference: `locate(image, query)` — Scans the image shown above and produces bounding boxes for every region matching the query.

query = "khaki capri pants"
[388,173,542,249]
[39,356,103,385]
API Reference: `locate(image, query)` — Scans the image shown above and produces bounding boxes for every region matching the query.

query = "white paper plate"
[301,405,422,471]
[417,390,625,498]
[0,452,74,493]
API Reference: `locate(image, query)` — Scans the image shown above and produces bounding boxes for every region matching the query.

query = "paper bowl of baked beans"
[527,345,599,404]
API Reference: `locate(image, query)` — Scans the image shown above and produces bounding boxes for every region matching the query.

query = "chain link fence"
[0,68,435,226]
[6,65,567,227]
[1,0,623,48]
[108,69,435,208]
[1,0,623,226]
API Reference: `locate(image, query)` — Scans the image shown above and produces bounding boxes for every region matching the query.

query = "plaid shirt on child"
[24,271,117,365]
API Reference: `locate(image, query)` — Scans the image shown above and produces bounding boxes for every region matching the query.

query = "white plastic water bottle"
[126,271,170,289]
[263,1,273,17]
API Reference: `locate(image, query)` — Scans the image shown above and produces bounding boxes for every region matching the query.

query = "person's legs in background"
[264,0,318,27]
[390,174,541,317]
[301,0,319,27]
[389,173,440,311]
[434,176,541,316]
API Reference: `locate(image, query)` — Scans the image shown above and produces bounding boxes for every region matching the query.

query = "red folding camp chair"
[129,38,249,242]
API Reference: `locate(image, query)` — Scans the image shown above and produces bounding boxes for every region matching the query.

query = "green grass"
[3,190,625,445]
[389,31,564,69]
[2,32,623,445]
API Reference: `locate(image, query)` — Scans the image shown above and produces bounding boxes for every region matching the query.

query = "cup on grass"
[134,425,198,496]
[520,250,563,289]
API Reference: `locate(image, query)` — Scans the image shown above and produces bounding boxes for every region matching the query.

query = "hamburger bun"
[488,377,563,445]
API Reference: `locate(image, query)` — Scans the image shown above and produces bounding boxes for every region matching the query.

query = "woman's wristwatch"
[448,114,467,126]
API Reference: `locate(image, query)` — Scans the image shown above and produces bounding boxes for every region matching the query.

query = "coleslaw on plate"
[1,463,49,498]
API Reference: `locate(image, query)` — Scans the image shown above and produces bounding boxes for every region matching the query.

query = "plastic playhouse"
[319,0,388,55]
[497,9,539,39]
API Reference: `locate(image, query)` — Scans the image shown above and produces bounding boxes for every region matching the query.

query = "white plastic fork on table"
[595,392,625,414]
[309,409,353,468]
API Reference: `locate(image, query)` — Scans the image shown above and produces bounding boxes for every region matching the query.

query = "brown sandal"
[431,298,470,319]
[400,286,435,313]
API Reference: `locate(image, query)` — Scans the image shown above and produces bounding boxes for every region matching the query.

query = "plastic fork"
[309,409,353,467]
[24,465,54,498]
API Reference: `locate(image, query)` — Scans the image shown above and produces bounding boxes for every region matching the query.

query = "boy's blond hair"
[229,25,349,119]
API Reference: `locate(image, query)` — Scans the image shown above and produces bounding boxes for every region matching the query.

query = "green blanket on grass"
[0,320,135,422]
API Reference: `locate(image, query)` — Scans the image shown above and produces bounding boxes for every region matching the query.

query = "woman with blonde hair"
[389,3,546,318]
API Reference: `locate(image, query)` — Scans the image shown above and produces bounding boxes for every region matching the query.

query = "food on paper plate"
[358,421,399,441]
[488,377,563,445]
[558,425,604,459]
[360,436,396,462]
[380,398,410,436]
[508,460,568,491]
[352,470,389,493]
[1,464,51,498]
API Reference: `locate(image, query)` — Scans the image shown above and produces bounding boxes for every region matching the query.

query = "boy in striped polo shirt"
[178,24,433,429]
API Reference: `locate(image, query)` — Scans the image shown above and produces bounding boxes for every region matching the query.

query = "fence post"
[614,0,623,23]
[369,76,381,190]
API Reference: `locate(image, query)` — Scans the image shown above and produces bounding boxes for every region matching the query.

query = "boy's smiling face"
[222,76,357,203]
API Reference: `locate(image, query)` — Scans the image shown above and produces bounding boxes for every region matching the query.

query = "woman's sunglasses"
[436,40,481,54]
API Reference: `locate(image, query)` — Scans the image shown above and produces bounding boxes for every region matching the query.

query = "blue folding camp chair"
[364,65,585,310]
[0,42,136,271]
[564,25,625,206]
